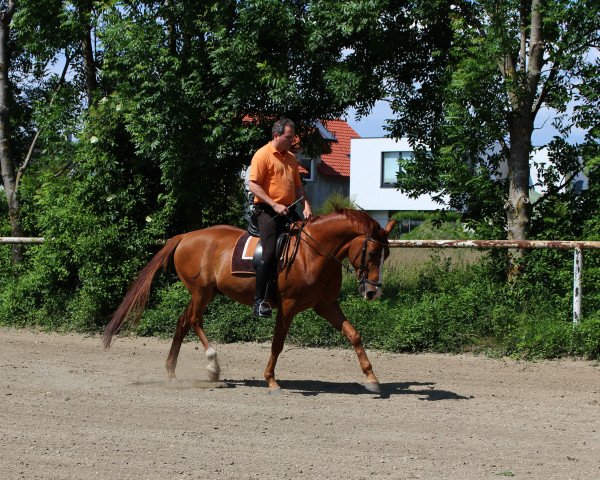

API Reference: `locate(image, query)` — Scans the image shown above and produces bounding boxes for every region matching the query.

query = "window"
[299,156,316,182]
[381,151,412,187]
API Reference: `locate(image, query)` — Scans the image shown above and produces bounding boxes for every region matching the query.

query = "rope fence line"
[3,237,599,324]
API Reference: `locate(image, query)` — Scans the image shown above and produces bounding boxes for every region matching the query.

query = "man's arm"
[295,185,312,220]
[249,180,289,215]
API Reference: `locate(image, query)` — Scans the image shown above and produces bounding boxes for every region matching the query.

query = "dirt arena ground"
[1,328,599,479]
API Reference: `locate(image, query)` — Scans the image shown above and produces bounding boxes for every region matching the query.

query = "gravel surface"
[1,328,599,479]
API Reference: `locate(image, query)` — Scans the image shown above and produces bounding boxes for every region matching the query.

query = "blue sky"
[345,102,391,138]
[346,100,587,146]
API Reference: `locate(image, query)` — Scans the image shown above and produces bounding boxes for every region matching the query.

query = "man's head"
[272,118,295,153]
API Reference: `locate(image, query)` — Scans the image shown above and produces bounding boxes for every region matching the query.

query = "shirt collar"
[269,141,288,157]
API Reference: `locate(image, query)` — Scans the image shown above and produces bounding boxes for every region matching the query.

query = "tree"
[0,0,23,263]
[2,0,381,328]
[95,0,370,232]
[381,0,599,250]
[0,0,102,264]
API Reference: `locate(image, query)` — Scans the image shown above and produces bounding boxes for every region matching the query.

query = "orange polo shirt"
[249,142,302,206]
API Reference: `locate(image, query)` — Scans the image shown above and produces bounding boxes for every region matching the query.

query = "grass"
[386,248,487,272]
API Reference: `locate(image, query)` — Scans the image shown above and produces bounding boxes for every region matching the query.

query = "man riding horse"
[103,119,397,394]
[248,118,312,318]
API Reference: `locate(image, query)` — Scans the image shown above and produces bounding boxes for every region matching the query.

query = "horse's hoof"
[364,381,381,394]
[268,387,283,396]
[206,365,220,382]
[205,347,217,360]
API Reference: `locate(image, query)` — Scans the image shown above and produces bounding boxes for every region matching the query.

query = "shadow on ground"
[226,378,471,400]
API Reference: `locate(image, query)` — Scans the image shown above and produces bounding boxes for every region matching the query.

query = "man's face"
[273,125,295,153]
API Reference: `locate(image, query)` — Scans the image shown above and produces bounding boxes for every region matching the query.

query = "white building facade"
[350,137,444,227]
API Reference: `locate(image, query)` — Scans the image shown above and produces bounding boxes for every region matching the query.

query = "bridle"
[290,222,388,292]
[353,235,387,290]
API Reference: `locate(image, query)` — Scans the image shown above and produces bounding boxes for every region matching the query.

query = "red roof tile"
[318,120,360,178]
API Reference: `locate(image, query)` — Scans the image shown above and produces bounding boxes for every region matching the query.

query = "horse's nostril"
[366,290,375,300]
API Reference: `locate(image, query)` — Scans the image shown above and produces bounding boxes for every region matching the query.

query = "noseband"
[354,236,387,289]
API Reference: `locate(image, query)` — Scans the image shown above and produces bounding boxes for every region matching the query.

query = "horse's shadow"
[225,379,471,401]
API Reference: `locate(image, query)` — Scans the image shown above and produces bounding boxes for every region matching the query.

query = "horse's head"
[348,218,397,300]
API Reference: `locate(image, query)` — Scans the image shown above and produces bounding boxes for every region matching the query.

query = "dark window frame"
[381,151,412,188]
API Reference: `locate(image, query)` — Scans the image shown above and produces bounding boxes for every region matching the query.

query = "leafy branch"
[15,49,74,193]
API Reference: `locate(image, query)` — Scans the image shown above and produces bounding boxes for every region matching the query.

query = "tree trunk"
[164,0,178,57]
[79,1,97,106]
[0,1,23,264]
[501,0,544,278]
[505,111,533,277]
[505,112,532,242]
[81,26,97,105]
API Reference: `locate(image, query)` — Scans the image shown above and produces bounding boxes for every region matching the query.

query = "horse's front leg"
[264,302,295,393]
[314,301,380,393]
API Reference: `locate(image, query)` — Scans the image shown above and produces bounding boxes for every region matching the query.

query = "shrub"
[572,316,600,359]
[316,192,357,214]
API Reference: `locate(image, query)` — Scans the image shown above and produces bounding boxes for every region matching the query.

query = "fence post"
[573,247,583,325]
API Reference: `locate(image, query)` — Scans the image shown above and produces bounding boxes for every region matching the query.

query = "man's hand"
[273,203,289,216]
[303,203,312,220]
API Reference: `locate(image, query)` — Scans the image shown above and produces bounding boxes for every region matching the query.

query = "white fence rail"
[0,237,45,244]
[389,239,600,324]
[388,239,600,250]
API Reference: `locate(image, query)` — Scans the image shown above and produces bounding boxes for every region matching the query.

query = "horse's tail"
[102,235,184,349]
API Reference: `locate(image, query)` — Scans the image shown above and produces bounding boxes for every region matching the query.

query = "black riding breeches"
[254,204,288,301]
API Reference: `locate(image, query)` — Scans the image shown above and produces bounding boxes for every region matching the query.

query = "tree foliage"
[366,1,600,244]
[1,0,598,338]
[0,0,378,328]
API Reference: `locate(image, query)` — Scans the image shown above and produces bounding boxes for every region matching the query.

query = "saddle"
[232,202,303,275]
[230,231,291,275]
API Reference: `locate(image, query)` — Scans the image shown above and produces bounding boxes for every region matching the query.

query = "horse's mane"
[309,207,381,236]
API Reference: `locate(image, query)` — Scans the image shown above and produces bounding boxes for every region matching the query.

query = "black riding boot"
[253,260,273,318]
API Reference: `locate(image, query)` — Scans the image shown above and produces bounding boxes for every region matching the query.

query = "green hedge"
[2,193,598,360]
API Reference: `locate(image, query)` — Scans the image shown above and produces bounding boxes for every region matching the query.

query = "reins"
[292,224,353,274]
[293,222,388,285]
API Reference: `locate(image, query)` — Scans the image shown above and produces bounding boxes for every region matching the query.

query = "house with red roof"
[297,119,359,210]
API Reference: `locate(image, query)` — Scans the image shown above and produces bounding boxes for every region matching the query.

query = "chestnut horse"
[103,208,397,393]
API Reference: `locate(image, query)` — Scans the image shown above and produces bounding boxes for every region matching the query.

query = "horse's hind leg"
[165,301,193,380]
[314,301,380,393]
[165,291,219,381]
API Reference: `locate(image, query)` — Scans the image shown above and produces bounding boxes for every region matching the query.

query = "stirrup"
[253,299,272,318]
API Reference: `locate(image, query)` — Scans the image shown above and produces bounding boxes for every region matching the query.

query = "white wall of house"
[350,138,444,225]
[350,139,588,227]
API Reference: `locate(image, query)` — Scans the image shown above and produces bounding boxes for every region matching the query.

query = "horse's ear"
[384,219,397,237]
